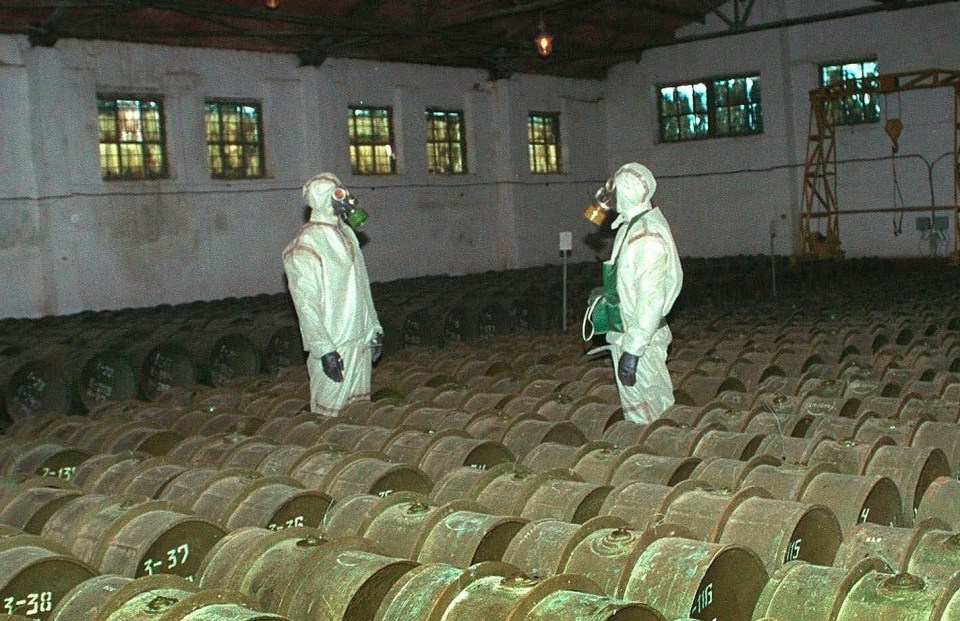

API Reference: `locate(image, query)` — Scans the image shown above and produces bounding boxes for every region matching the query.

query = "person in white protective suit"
[282,172,382,416]
[582,162,683,423]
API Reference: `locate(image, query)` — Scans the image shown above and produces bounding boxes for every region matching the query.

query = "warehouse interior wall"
[607,0,960,261]
[1,0,959,319]
[0,38,607,319]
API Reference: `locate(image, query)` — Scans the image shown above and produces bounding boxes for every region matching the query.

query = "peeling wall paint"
[1,37,605,318]
[4,1,956,319]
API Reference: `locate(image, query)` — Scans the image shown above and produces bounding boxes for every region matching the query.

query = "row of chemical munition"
[2,272,958,421]
[9,378,957,532]
[0,291,577,421]
[0,477,959,620]
[0,412,958,617]
[0,480,960,621]
[4,350,958,533]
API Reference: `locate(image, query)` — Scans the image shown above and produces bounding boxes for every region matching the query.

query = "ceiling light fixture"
[534,14,553,57]
[266,0,280,9]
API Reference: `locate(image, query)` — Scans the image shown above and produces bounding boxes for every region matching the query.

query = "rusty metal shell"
[94,504,227,579]
[417,431,514,483]
[906,529,960,582]
[738,462,835,501]
[374,561,514,621]
[321,451,433,501]
[475,467,579,517]
[0,483,84,535]
[223,476,331,531]
[520,477,612,524]
[197,526,337,612]
[563,522,692,598]
[800,471,904,533]
[835,567,960,621]
[417,509,528,568]
[429,462,512,506]
[719,497,842,571]
[50,573,194,621]
[0,533,97,621]
[46,574,132,621]
[752,557,889,621]
[0,442,91,483]
[915,476,960,530]
[362,497,473,561]
[690,454,781,491]
[608,452,700,487]
[600,479,705,529]
[278,540,417,621]
[863,445,952,523]
[621,537,768,619]
[833,519,951,574]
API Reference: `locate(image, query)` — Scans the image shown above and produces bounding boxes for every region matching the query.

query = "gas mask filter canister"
[583,179,616,226]
[331,187,369,228]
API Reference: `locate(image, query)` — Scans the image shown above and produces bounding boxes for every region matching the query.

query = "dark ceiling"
[0,0,953,80]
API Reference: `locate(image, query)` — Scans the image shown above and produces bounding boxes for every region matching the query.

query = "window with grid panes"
[528,112,561,174]
[348,106,396,174]
[820,60,880,125]
[658,75,762,142]
[205,101,265,179]
[97,95,168,180]
[426,109,467,174]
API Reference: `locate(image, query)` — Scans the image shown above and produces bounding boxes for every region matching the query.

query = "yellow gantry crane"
[800,68,960,265]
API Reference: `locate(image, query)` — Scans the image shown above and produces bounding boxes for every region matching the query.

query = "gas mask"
[331,187,369,228]
[583,178,617,226]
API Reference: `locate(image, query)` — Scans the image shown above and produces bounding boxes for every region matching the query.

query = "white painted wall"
[2,0,958,319]
[0,37,605,318]
[605,0,960,260]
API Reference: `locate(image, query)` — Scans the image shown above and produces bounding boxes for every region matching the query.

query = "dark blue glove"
[320,351,344,382]
[618,351,639,387]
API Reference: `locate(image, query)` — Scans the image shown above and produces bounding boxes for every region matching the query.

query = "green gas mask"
[331,187,369,228]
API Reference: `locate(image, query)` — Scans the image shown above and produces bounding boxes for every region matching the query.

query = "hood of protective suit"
[303,172,341,224]
[612,163,657,220]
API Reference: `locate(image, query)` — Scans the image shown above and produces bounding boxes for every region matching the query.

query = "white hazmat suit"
[282,173,382,415]
[595,163,683,423]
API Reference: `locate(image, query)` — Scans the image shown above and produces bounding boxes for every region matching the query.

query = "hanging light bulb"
[534,14,553,57]
[535,31,553,57]
[266,0,280,9]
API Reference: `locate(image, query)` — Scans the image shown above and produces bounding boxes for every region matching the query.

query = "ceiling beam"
[639,1,710,23]
[28,5,68,45]
[618,0,960,56]
[435,0,594,29]
[0,1,113,7]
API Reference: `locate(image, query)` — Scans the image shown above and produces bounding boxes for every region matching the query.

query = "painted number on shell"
[268,515,305,530]
[41,465,76,480]
[784,537,803,562]
[143,543,190,574]
[4,591,54,616]
[691,582,713,615]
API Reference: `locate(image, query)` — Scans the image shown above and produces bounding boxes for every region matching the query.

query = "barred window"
[205,101,266,179]
[97,95,168,180]
[658,74,762,142]
[348,106,396,175]
[820,60,880,125]
[528,112,561,174]
[426,109,467,174]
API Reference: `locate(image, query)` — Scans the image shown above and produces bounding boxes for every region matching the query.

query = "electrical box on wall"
[916,216,949,232]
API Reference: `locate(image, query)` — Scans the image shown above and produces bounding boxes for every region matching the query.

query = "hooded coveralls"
[282,173,382,415]
[603,163,683,423]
